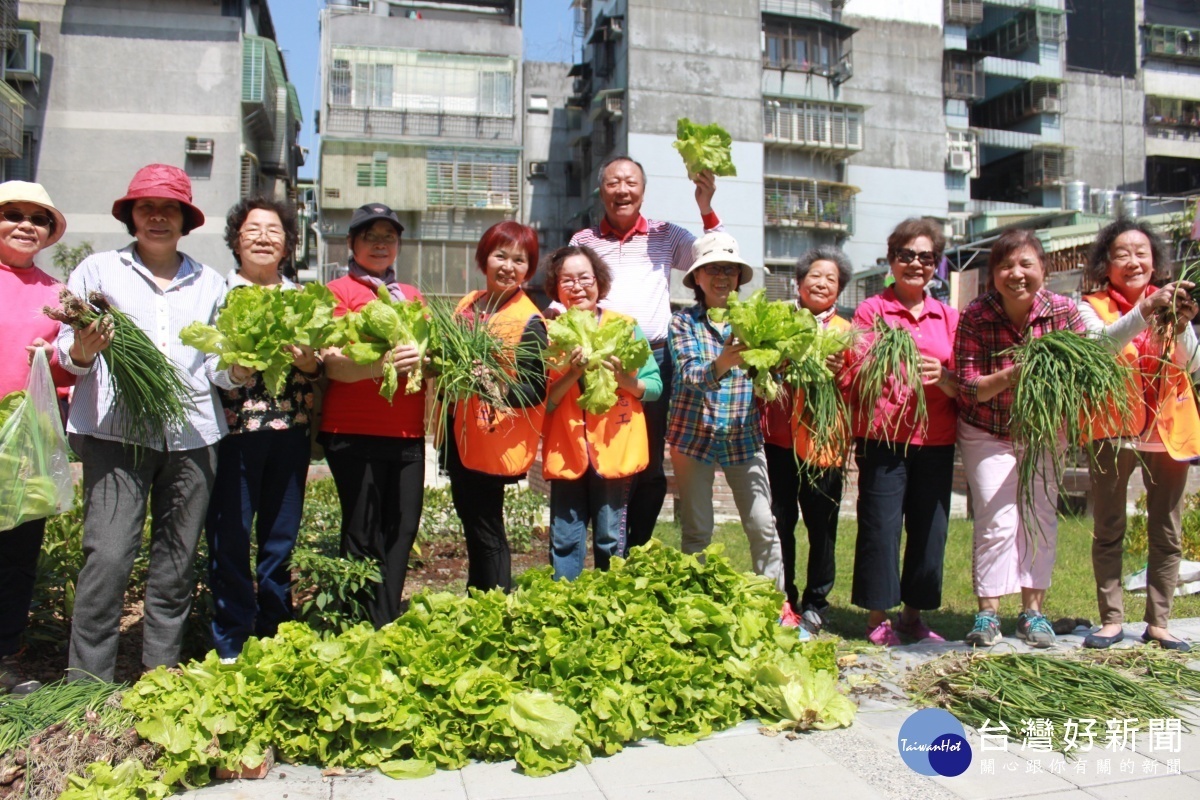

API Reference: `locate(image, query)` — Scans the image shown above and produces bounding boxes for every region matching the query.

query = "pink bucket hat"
[110,164,205,232]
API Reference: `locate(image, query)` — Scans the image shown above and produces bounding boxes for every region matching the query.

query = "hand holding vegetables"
[545,308,651,415]
[69,316,113,366]
[693,169,716,215]
[714,335,748,376]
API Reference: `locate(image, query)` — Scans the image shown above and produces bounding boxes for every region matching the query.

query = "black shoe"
[1141,629,1192,652]
[1082,628,1125,649]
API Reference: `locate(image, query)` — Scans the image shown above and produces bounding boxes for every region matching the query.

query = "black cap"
[348,203,404,237]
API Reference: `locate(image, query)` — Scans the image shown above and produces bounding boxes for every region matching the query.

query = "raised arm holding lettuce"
[569,120,735,551]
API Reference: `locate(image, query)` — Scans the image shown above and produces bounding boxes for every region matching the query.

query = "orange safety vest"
[542,309,649,480]
[790,315,853,468]
[1084,292,1200,460]
[453,290,546,476]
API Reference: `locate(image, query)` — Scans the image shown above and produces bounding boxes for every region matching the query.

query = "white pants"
[671,446,785,591]
[958,420,1058,597]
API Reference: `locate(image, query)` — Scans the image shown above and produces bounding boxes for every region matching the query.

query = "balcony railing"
[944,52,984,100]
[764,178,857,234]
[1144,24,1200,62]
[944,0,983,27]
[1145,96,1200,139]
[762,98,863,152]
[0,80,22,159]
[1024,146,1072,189]
[324,107,516,141]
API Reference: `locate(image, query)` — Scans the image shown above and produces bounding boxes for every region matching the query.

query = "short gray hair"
[795,245,853,297]
[596,155,646,188]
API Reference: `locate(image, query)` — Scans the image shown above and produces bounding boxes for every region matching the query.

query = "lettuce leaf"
[546,307,651,414]
[707,290,818,401]
[672,118,737,179]
[326,286,430,403]
[180,283,337,397]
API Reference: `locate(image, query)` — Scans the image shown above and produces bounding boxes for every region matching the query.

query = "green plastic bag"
[0,348,72,531]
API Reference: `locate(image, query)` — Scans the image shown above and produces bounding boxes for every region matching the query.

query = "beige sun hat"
[0,181,67,246]
[682,231,754,289]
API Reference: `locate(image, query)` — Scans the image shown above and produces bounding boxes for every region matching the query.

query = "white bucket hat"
[0,181,67,246]
[682,231,754,289]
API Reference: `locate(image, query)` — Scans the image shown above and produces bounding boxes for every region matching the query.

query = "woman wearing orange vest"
[541,245,662,580]
[444,221,547,593]
[1080,219,1199,653]
[760,246,853,635]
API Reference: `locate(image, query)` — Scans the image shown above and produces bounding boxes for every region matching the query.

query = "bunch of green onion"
[909,651,1198,754]
[1005,329,1134,524]
[45,288,192,441]
[425,298,545,434]
[0,678,125,754]
[852,317,927,445]
[784,326,855,471]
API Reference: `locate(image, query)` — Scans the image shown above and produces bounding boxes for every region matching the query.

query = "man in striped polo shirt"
[569,155,721,549]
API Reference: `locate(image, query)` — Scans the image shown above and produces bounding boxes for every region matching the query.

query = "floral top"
[218,272,317,435]
[220,368,316,435]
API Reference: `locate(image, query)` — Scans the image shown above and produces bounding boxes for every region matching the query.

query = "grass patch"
[649,515,1200,645]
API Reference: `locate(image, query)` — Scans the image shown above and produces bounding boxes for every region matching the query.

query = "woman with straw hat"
[0,180,71,694]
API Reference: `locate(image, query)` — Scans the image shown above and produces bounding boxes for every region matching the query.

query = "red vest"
[452,290,546,476]
[542,309,649,480]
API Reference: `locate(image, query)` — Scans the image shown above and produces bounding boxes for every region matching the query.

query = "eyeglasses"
[240,227,285,242]
[894,249,937,267]
[702,264,742,277]
[363,234,399,246]
[559,275,596,289]
[2,210,52,229]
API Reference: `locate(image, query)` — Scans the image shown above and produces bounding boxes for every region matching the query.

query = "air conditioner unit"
[528,161,549,178]
[185,137,215,157]
[4,29,39,82]
[948,149,972,173]
[487,191,511,208]
[1038,97,1061,113]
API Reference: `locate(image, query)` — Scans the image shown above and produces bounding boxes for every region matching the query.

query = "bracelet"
[301,356,324,380]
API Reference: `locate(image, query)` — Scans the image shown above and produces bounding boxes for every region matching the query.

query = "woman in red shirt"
[320,204,425,628]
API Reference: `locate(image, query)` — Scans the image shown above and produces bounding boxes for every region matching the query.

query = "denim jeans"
[549,466,631,580]
[206,426,310,658]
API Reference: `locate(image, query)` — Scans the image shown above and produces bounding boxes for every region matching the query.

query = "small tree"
[50,241,95,280]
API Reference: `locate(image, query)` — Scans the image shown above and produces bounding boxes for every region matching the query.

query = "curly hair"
[886,217,946,261]
[1085,217,1173,288]
[223,195,300,268]
[542,245,612,304]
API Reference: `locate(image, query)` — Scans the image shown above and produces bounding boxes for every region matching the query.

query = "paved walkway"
[179,619,1200,800]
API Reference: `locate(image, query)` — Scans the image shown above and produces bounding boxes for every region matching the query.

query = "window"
[761,17,848,75]
[356,152,388,187]
[330,47,515,118]
[426,149,519,208]
[330,59,352,105]
[353,64,394,108]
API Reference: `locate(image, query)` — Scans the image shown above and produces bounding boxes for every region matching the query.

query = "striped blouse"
[54,245,237,450]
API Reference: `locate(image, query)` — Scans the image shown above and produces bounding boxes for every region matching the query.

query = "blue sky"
[268,0,576,178]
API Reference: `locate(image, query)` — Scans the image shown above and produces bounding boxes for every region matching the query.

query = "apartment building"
[1,0,301,273]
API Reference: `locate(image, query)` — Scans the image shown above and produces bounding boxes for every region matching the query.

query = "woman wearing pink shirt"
[0,181,72,694]
[844,218,958,646]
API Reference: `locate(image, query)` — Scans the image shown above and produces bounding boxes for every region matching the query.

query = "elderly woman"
[0,181,72,694]
[956,230,1085,649]
[668,232,785,588]
[541,244,662,579]
[845,217,958,647]
[1080,219,1199,653]
[444,221,547,592]
[762,246,853,634]
[320,203,424,628]
[56,164,247,682]
[204,197,319,661]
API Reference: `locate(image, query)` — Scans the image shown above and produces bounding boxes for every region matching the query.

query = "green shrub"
[1127,490,1200,561]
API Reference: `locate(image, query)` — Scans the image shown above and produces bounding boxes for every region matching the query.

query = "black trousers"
[322,433,425,628]
[764,443,843,613]
[0,518,45,656]
[625,344,673,551]
[850,439,954,612]
[444,418,514,593]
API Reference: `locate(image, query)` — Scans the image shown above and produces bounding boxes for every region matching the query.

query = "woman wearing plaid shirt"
[955,229,1085,649]
[666,232,784,590]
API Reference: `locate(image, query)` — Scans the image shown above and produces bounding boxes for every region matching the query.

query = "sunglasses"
[894,249,937,267]
[2,210,52,229]
[702,264,742,277]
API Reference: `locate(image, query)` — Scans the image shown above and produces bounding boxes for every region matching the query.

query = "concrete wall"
[1062,71,1145,193]
[839,13,947,270]
[521,61,582,253]
[25,0,247,272]
[324,10,522,58]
